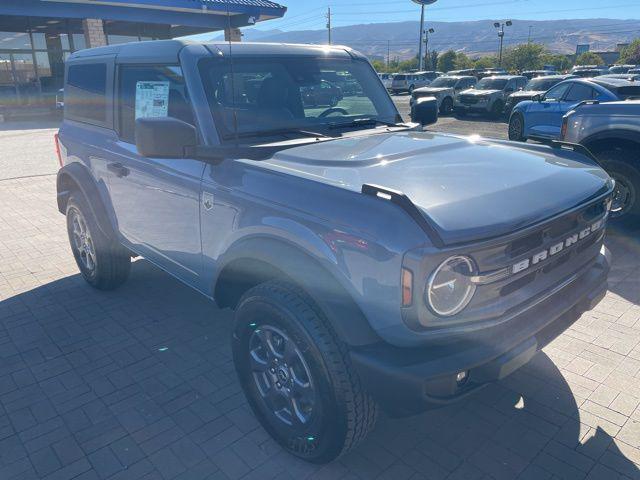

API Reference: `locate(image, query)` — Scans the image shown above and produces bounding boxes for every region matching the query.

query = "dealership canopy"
[0,0,287,117]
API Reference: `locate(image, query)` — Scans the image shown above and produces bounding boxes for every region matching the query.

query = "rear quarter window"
[615,86,640,99]
[65,63,108,124]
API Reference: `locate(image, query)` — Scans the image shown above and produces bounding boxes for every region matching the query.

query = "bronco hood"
[263,131,612,245]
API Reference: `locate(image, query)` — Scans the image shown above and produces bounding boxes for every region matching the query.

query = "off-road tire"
[597,150,640,224]
[232,280,378,463]
[440,97,454,115]
[66,194,131,290]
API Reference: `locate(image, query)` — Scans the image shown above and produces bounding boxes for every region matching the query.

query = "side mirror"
[135,117,197,158]
[411,96,438,126]
[532,94,542,102]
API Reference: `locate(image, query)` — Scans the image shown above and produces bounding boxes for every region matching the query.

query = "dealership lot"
[0,122,639,479]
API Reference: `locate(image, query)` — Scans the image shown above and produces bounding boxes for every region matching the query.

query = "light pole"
[412,0,438,71]
[424,28,435,69]
[493,20,512,67]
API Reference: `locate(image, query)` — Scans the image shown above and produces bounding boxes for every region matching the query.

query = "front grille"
[469,196,610,305]
[459,95,478,105]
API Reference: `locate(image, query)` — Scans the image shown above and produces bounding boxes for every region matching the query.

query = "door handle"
[107,162,130,178]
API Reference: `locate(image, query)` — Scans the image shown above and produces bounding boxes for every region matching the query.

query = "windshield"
[428,77,459,88]
[525,77,561,91]
[476,78,508,90]
[199,56,399,141]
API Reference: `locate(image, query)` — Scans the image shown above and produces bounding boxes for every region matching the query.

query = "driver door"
[527,82,572,138]
[102,64,205,285]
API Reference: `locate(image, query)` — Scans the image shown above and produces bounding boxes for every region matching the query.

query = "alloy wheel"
[509,115,523,140]
[610,174,636,217]
[70,208,97,274]
[248,325,316,429]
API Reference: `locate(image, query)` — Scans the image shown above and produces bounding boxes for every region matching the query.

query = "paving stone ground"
[0,125,639,479]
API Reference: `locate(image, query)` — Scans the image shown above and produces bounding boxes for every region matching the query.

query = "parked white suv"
[378,73,395,90]
[411,75,477,114]
[455,75,527,118]
[391,71,438,94]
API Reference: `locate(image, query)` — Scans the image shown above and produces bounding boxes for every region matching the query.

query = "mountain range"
[213,18,640,60]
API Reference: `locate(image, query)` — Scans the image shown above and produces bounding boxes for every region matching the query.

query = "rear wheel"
[232,281,378,463]
[440,97,454,115]
[66,194,131,290]
[508,113,526,142]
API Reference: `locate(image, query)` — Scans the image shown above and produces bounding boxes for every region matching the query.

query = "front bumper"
[454,102,491,113]
[350,247,610,416]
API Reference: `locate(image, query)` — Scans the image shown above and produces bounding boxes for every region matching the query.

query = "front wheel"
[440,97,454,115]
[508,113,526,142]
[232,281,378,463]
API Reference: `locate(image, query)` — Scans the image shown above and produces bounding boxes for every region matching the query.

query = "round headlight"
[426,255,477,317]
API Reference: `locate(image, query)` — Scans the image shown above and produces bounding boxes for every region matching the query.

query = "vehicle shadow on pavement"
[0,257,638,478]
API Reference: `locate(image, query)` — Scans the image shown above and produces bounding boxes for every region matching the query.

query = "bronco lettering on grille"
[511,218,604,274]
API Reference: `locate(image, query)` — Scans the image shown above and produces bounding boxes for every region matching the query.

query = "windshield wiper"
[225,127,329,140]
[328,118,407,130]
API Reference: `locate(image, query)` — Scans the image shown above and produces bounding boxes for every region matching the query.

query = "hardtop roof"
[67,40,360,64]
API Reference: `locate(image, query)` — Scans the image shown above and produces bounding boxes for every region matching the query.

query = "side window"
[65,63,108,124]
[544,82,571,101]
[564,83,595,102]
[118,65,193,144]
[517,78,527,89]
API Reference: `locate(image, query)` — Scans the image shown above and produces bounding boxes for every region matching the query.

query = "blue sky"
[260,0,639,31]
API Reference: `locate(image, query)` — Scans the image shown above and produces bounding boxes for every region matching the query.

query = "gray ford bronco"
[56,40,613,463]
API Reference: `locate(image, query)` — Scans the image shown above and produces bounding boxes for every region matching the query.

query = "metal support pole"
[498,26,504,67]
[418,4,425,71]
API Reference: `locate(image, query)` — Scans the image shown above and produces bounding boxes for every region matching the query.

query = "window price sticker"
[135,81,170,119]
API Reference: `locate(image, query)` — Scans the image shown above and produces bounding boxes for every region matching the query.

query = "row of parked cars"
[401,65,640,221]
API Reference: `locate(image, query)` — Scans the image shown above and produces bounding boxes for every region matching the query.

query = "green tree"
[437,50,457,72]
[618,39,640,64]
[427,50,439,71]
[541,53,573,72]
[398,57,419,72]
[575,51,604,66]
[473,55,498,69]
[502,43,546,71]
[453,52,474,70]
[371,59,388,73]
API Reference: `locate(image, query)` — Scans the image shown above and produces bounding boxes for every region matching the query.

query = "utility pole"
[387,40,390,68]
[418,3,425,70]
[493,20,512,67]
[424,27,434,69]
[326,7,332,45]
[412,1,438,71]
[528,25,532,43]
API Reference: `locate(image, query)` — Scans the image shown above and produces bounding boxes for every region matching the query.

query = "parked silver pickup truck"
[562,100,640,222]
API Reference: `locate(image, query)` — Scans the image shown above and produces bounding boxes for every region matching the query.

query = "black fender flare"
[582,129,640,152]
[213,237,381,347]
[56,163,118,241]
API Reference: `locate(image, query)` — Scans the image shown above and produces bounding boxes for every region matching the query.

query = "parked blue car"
[508,77,640,142]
